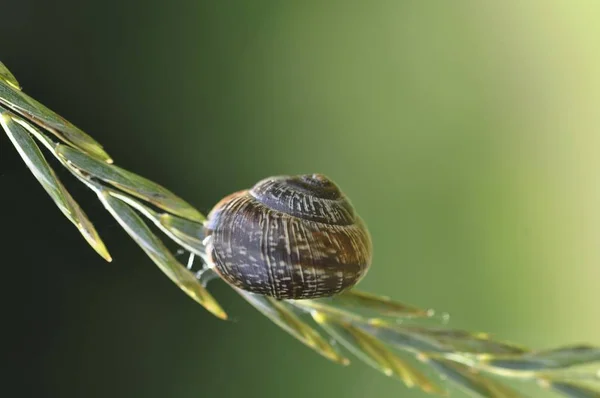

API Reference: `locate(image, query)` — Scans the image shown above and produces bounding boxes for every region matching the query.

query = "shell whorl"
[249,174,355,225]
[205,174,372,300]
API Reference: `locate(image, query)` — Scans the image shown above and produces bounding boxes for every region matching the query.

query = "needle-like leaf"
[0,110,111,261]
[312,290,431,319]
[0,62,20,90]
[426,358,522,398]
[56,144,205,223]
[0,79,111,162]
[96,190,227,320]
[545,380,600,398]
[237,290,350,366]
[355,323,450,353]
[360,323,527,356]
[486,345,600,372]
[313,312,445,395]
[158,213,206,251]
[95,191,207,259]
[408,329,527,356]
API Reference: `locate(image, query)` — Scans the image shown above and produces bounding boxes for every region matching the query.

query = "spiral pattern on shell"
[204,174,372,299]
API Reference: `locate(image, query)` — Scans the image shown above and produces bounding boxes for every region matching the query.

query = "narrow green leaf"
[546,380,600,398]
[97,190,227,320]
[99,191,207,259]
[158,213,206,252]
[304,295,528,357]
[56,144,205,223]
[0,79,111,162]
[426,358,522,398]
[487,345,600,372]
[313,290,430,320]
[355,323,449,353]
[237,291,350,366]
[313,312,445,395]
[302,302,520,356]
[0,111,111,261]
[411,329,527,356]
[0,62,20,90]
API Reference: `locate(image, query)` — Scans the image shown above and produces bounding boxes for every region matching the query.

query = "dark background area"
[2,2,599,398]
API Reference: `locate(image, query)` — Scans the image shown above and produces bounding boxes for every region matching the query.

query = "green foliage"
[2,61,599,398]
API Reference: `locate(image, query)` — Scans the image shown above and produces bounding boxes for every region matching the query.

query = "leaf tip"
[212,305,229,320]
[190,289,228,320]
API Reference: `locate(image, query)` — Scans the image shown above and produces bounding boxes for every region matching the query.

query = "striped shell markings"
[204,174,372,299]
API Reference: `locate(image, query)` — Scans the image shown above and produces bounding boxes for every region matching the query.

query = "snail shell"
[204,174,372,299]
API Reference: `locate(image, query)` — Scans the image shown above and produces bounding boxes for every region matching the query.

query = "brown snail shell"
[204,174,372,299]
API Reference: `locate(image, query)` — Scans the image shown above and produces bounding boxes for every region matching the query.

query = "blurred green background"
[1,1,599,397]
